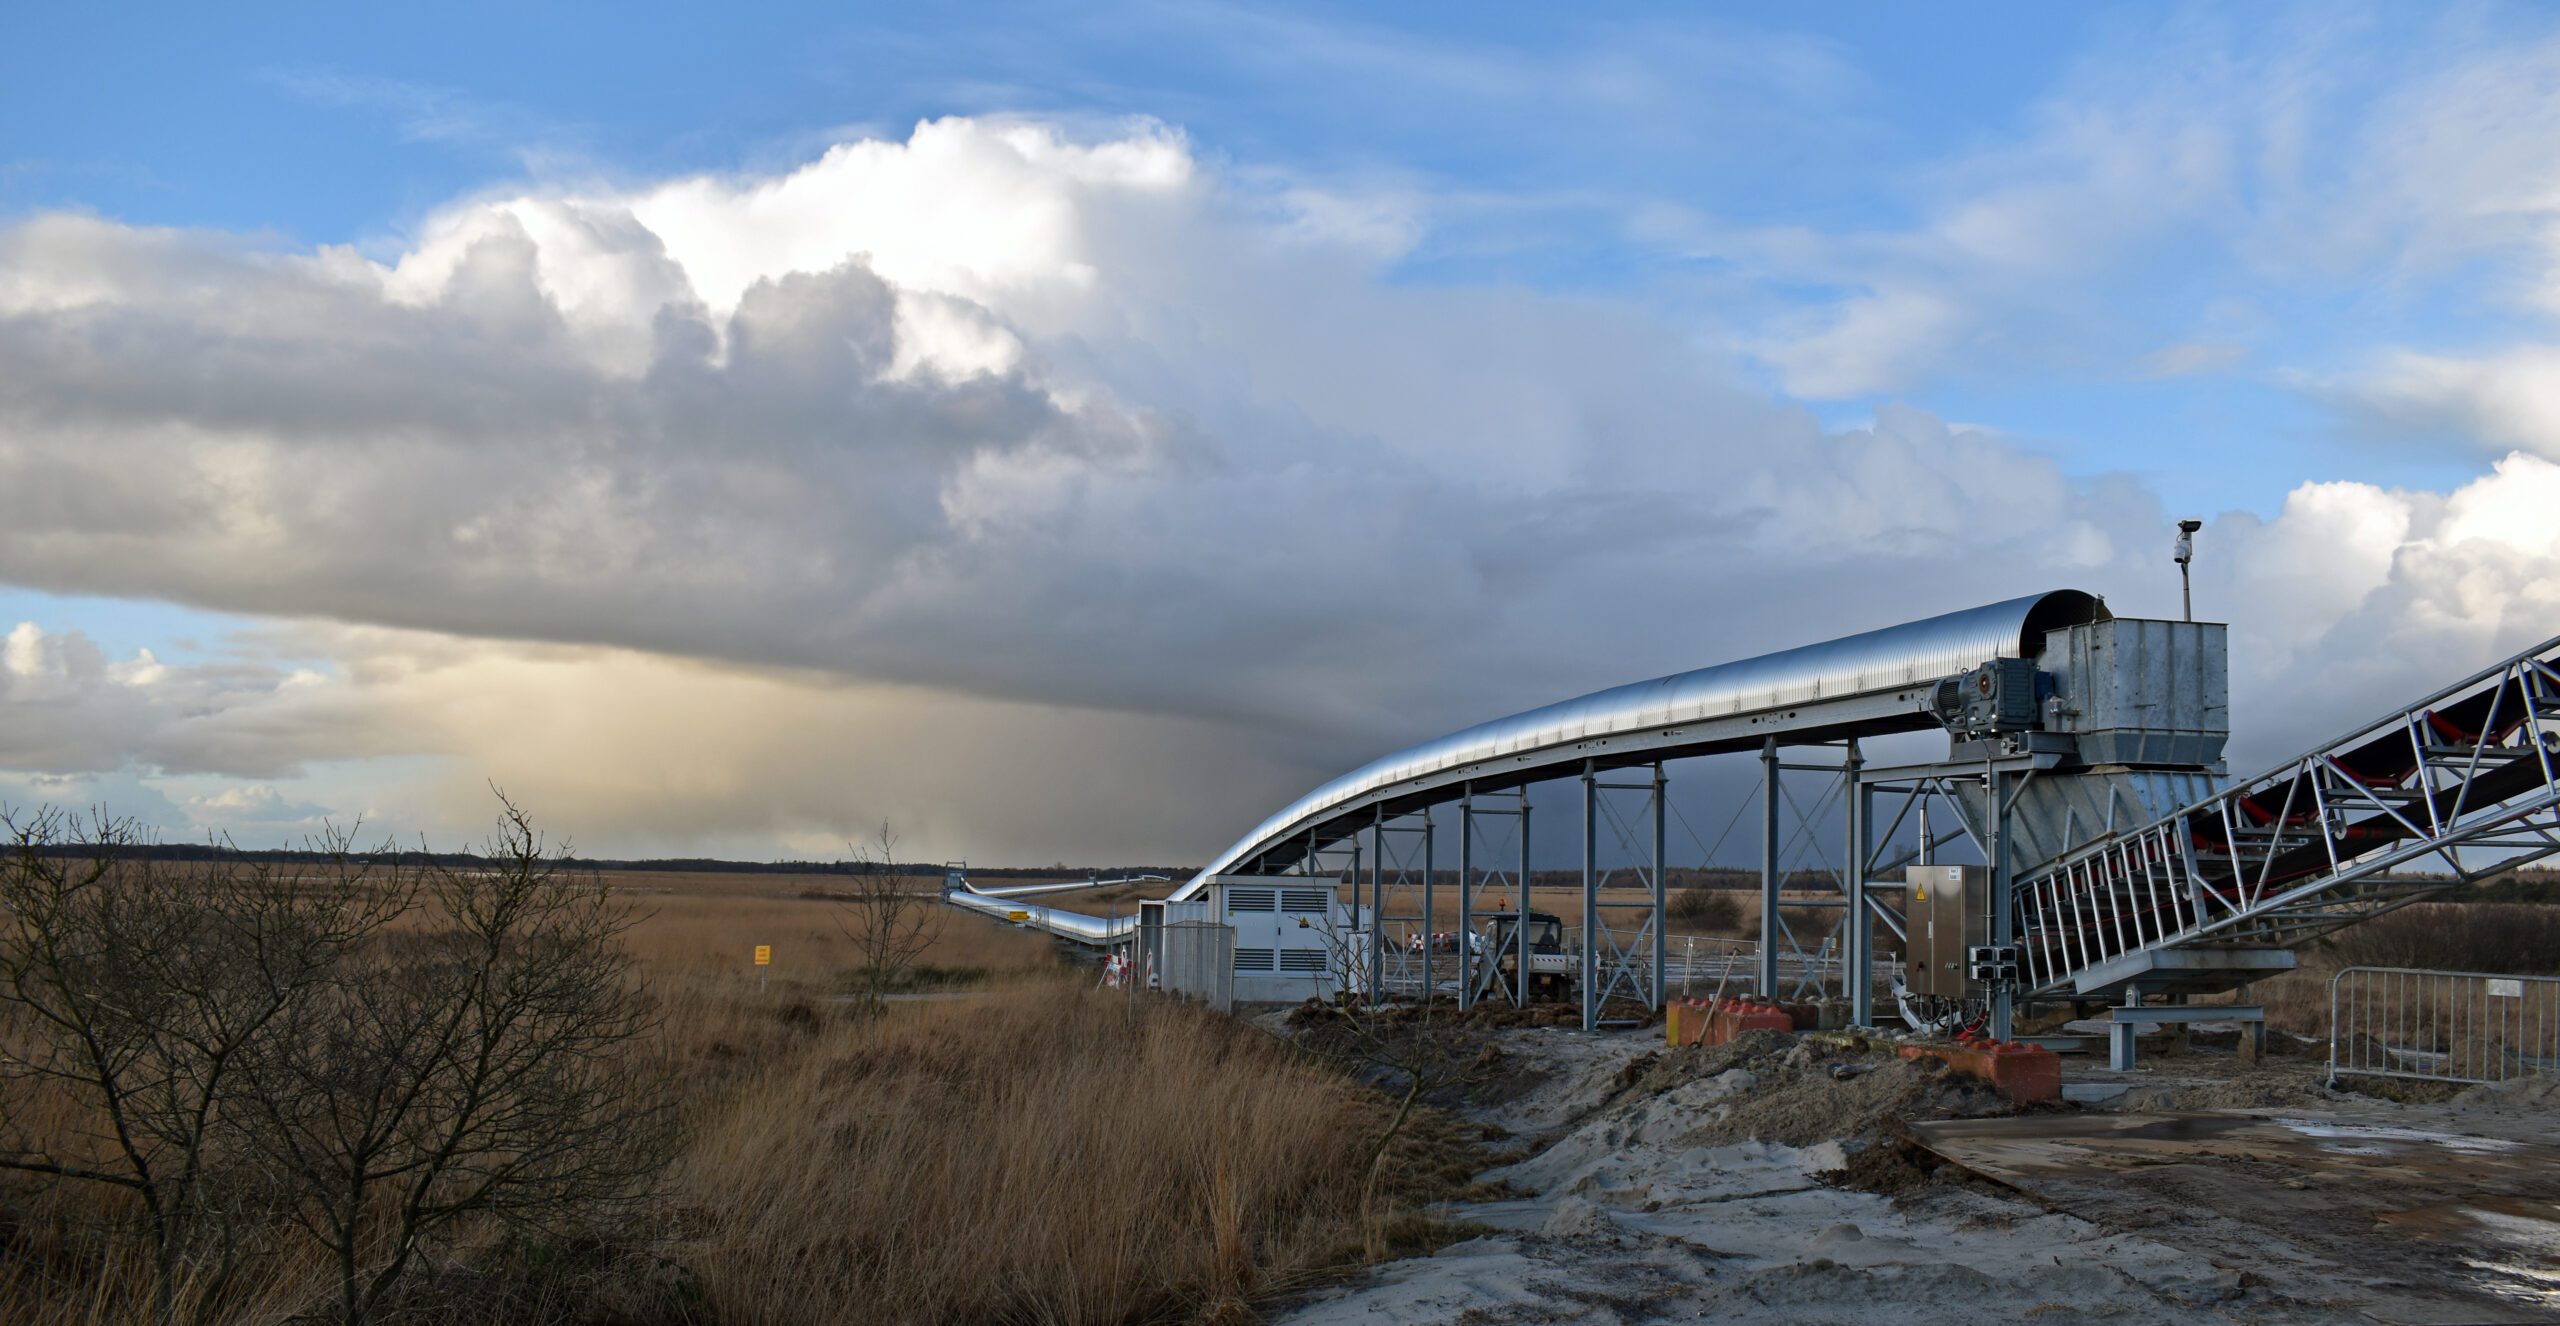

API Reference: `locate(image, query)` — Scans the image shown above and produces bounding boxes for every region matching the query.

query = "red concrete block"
[1665,998,1702,1047]
[1896,1040,2061,1104]
[1697,997,1795,1048]
[1666,997,1804,1048]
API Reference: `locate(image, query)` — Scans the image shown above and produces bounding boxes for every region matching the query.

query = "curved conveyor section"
[1172,589,2108,898]
[944,589,2108,945]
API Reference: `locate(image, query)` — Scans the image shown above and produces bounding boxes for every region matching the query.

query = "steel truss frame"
[1368,807,1434,1001]
[1856,758,2038,1035]
[1457,786,1529,1009]
[2014,636,2560,999]
[1748,739,1898,1008]
[1580,761,1667,1027]
[1854,772,1992,1021]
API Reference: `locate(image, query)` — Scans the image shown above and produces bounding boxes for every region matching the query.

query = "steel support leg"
[1581,761,1598,1031]
[1989,764,2014,1041]
[1651,762,1667,1010]
[1760,738,1780,998]
[1518,793,1533,1008]
[1847,739,1871,1026]
[1422,806,1435,1004]
[1458,787,1474,1010]
[1369,809,1384,1005]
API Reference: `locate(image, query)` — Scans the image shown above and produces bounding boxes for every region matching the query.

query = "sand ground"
[1267,1021,2560,1324]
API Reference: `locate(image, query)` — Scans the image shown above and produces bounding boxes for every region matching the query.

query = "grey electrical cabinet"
[1906,865,1985,997]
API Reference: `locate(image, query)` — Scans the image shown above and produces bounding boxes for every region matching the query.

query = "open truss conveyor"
[2016,633,2560,999]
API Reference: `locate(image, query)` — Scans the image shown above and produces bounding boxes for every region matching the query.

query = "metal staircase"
[2014,634,2560,999]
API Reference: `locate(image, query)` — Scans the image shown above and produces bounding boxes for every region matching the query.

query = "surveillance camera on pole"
[2173,518,2203,622]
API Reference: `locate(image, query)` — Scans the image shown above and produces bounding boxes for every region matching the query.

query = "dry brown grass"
[0,867,1461,1326]
[619,889,1060,990]
[664,986,1379,1325]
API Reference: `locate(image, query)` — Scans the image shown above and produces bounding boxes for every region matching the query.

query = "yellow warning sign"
[753,945,771,966]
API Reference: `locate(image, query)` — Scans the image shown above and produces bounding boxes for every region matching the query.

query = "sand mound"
[1815,1118,2009,1198]
[1539,1195,1619,1238]
[2452,1073,2560,1114]
[2110,1062,2343,1112]
[1675,1043,2014,1150]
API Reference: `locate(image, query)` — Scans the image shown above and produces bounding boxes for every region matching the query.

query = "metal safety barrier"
[2329,965,2560,1086]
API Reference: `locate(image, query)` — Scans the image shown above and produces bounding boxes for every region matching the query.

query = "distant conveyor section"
[941,869,1138,944]
[2016,632,2560,998]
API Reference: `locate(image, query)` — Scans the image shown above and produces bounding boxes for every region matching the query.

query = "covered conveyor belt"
[949,590,2112,949]
[1172,589,2110,898]
[946,585,2556,1041]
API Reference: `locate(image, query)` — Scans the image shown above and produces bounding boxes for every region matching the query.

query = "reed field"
[0,853,1471,1326]
[616,875,1061,989]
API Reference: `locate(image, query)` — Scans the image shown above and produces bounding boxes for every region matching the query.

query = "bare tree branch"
[836,820,936,1024]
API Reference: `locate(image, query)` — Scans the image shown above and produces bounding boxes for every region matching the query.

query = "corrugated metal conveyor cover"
[1175,589,2107,897]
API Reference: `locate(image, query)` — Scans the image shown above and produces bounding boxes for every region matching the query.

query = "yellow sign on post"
[754,945,771,966]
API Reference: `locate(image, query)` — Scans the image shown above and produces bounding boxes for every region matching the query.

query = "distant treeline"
[18,839,1198,880]
[2439,868,2560,904]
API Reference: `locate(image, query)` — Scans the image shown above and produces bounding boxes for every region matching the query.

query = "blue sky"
[9,5,2095,230]
[2,2,2485,506]
[3,3,2558,860]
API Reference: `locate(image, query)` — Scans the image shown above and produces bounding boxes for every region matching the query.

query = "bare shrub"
[2316,902,2560,976]
[237,796,671,1326]
[0,810,406,1326]
[1669,888,1741,931]
[1287,925,1495,1258]
[836,821,935,1020]
[0,797,669,1326]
